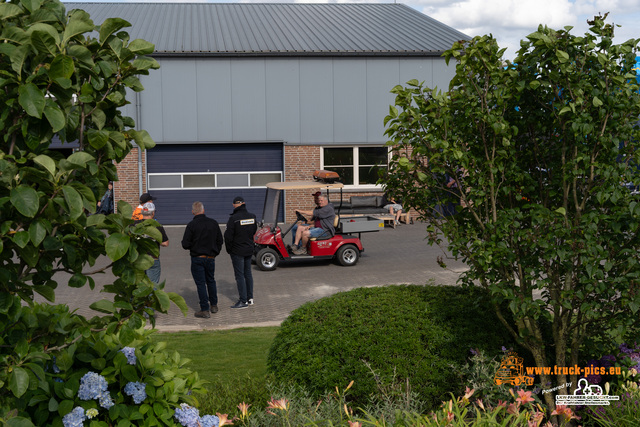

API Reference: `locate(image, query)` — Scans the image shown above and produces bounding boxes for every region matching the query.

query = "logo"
[555,378,620,406]
[240,219,255,225]
[494,352,534,387]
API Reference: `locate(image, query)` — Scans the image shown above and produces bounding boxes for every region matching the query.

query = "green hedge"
[267,285,521,409]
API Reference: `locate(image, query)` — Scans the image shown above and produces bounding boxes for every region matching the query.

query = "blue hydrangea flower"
[78,372,108,400]
[174,403,201,427]
[99,392,115,409]
[62,406,86,427]
[200,414,220,427]
[120,347,137,365]
[124,381,147,404]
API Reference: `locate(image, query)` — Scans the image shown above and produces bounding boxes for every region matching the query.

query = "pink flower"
[516,389,535,405]
[266,397,289,416]
[507,403,519,415]
[266,397,289,411]
[348,422,362,427]
[551,405,580,421]
[217,413,234,426]
[237,402,251,420]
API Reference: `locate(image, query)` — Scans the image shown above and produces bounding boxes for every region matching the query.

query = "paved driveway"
[45,222,468,331]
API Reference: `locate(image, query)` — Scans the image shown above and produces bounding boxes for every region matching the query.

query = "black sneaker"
[194,310,211,318]
[230,301,248,309]
[248,299,254,306]
[210,305,218,314]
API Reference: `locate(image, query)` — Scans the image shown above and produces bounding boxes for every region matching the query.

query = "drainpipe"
[136,91,143,195]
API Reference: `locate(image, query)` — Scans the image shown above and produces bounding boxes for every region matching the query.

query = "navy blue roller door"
[146,143,283,225]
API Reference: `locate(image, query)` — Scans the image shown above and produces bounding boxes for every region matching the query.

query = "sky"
[78,0,640,60]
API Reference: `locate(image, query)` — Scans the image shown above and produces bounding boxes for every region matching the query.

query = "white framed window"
[147,171,282,190]
[322,146,388,187]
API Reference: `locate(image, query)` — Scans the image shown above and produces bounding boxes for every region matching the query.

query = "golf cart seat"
[310,215,340,241]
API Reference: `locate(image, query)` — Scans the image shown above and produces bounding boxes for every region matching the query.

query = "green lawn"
[149,327,279,384]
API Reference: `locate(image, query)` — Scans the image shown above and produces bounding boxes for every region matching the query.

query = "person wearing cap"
[292,194,335,255]
[181,201,224,318]
[288,191,322,250]
[224,196,257,309]
[135,202,169,284]
[132,192,156,220]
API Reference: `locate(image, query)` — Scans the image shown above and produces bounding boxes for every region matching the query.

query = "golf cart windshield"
[262,187,282,225]
[261,181,344,225]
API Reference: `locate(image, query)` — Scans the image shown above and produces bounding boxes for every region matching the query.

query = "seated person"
[292,194,335,255]
[383,193,403,225]
[290,191,321,246]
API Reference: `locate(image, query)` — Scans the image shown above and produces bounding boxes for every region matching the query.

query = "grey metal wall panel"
[266,59,301,143]
[196,60,233,141]
[231,60,267,141]
[138,66,164,142]
[333,59,367,143]
[366,59,401,142]
[161,60,198,142]
[300,59,334,143]
[432,58,455,93]
[399,58,434,89]
[139,57,455,145]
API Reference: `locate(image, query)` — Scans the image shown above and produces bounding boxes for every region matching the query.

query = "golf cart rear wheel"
[337,245,359,266]
[256,248,280,271]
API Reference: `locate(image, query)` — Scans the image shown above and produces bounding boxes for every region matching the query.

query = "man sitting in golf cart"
[291,194,336,255]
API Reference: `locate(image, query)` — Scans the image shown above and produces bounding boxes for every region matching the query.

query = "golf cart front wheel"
[256,248,280,271]
[337,245,359,266]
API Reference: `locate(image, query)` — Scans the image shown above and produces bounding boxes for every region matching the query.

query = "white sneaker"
[248,299,254,306]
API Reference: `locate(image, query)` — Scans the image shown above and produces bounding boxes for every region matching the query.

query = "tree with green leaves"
[383,15,640,412]
[0,1,204,425]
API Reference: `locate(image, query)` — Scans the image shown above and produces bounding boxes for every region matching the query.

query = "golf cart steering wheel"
[295,211,308,223]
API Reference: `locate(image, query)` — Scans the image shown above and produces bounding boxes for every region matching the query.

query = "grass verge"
[150,327,279,414]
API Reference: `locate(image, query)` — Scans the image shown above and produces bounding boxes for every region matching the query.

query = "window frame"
[147,171,282,191]
[321,146,388,189]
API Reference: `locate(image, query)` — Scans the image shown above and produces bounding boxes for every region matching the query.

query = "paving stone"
[41,222,467,331]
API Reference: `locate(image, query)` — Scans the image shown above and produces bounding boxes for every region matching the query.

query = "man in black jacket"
[224,196,257,309]
[181,201,224,318]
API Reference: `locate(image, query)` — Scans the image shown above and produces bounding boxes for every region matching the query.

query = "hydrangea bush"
[9,302,208,425]
[0,0,216,425]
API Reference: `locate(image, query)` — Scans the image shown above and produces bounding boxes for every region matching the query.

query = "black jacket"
[224,204,257,256]
[181,214,224,257]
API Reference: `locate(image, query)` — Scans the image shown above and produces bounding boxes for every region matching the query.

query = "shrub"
[267,284,521,409]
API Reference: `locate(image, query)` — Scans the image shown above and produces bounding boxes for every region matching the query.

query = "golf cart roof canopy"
[265,181,344,190]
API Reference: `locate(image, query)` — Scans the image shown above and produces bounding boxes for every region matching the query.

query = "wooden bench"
[372,214,397,228]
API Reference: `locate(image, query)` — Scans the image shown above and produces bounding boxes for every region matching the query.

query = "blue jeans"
[190,257,217,311]
[146,259,161,284]
[230,254,253,303]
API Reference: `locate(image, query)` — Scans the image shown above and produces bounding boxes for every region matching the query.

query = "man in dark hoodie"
[224,196,257,309]
[182,201,224,318]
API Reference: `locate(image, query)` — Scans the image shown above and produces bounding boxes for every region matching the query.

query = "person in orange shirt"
[132,193,156,220]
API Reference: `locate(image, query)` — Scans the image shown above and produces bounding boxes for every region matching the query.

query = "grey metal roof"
[64,2,470,57]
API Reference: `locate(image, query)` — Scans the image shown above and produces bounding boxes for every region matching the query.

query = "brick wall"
[283,145,322,222]
[114,147,147,211]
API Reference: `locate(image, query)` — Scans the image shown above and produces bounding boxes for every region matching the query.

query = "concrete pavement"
[45,222,468,332]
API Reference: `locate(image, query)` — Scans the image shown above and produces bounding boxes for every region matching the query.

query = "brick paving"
[44,222,467,332]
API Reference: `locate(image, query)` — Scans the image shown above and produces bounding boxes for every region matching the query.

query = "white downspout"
[136,91,143,195]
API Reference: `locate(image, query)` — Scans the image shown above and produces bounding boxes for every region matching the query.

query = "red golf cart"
[253,179,383,271]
